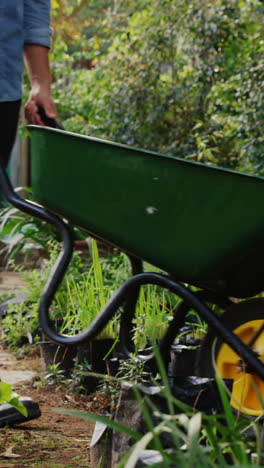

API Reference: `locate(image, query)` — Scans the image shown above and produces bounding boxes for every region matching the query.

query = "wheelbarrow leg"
[155,290,232,370]
[119,255,143,357]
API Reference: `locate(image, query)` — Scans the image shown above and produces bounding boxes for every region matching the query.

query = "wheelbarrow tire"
[195,297,264,416]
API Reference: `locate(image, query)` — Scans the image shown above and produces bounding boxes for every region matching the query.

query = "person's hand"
[24,86,57,125]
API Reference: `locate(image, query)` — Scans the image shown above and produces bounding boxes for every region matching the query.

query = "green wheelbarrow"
[1,125,263,417]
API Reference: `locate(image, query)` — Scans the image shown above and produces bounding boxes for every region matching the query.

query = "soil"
[0,347,96,468]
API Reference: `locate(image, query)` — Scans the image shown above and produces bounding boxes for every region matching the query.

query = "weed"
[68,358,92,394]
[58,346,264,467]
[44,363,69,388]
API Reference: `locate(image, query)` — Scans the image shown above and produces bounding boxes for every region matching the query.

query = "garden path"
[0,271,26,295]
[0,271,94,467]
[0,345,94,467]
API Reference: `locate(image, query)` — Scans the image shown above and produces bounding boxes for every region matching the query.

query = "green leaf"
[21,223,39,235]
[55,409,143,441]
[187,412,202,445]
[215,376,235,430]
[125,431,156,468]
[0,382,12,404]
[9,397,28,417]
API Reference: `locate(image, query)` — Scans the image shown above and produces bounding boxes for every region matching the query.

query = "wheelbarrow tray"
[29,126,264,299]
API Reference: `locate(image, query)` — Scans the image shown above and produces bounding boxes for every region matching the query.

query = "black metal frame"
[1,162,264,381]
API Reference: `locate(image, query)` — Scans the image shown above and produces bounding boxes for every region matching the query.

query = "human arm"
[23,0,57,125]
[24,44,57,125]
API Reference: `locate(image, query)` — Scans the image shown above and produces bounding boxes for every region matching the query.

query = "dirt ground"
[0,348,95,468]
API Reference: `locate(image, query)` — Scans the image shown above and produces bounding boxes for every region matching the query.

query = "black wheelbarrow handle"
[37,107,64,130]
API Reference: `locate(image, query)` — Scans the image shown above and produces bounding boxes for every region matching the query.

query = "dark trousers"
[0,100,21,169]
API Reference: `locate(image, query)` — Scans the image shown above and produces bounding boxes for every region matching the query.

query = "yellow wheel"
[195,298,264,417]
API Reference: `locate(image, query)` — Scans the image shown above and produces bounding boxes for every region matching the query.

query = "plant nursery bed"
[0,347,95,468]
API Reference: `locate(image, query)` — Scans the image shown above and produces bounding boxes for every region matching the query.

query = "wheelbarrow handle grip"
[38,106,64,130]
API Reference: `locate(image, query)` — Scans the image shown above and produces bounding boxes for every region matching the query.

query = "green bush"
[52,0,264,175]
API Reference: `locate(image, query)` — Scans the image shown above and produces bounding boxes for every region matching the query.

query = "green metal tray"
[29,126,264,298]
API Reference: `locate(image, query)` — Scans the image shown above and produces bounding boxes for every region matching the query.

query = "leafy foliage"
[50,0,264,175]
[0,382,28,417]
[0,202,57,265]
[58,351,264,466]
[2,239,175,348]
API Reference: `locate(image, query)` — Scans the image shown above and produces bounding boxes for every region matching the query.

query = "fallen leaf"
[0,446,20,458]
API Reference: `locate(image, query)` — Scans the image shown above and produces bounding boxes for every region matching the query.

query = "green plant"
[132,285,174,350]
[1,241,84,347]
[2,240,128,349]
[1,302,40,348]
[0,197,57,266]
[2,236,200,357]
[44,363,69,388]
[50,0,264,177]
[97,355,150,409]
[57,240,181,347]
[0,382,28,417]
[0,198,88,268]
[57,346,264,467]
[0,291,14,303]
[56,239,121,339]
[68,358,92,394]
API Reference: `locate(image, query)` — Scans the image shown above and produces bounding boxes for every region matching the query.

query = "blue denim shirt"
[0,0,51,102]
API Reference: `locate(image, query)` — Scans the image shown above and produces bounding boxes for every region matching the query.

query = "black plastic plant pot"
[170,343,200,377]
[0,398,41,427]
[40,336,77,375]
[74,338,116,392]
[78,338,115,374]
